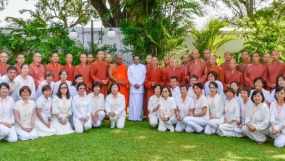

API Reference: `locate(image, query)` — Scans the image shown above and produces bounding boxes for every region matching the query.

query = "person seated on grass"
[51,82,74,135]
[269,74,285,104]
[204,71,224,97]
[148,84,162,128]
[187,75,204,99]
[269,86,285,148]
[72,82,92,133]
[35,85,57,137]
[204,82,224,135]
[242,90,270,145]
[174,84,194,132]
[217,87,240,137]
[88,82,105,128]
[251,77,270,107]
[0,82,17,142]
[14,86,37,141]
[183,83,209,134]
[158,87,177,132]
[105,82,126,129]
[70,74,84,97]
[234,86,252,138]
[35,72,55,100]
[169,76,180,97]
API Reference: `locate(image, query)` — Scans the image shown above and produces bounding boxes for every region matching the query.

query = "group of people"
[0,49,284,148]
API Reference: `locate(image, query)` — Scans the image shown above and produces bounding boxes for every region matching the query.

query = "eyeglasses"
[60,87,67,89]
[79,88,86,90]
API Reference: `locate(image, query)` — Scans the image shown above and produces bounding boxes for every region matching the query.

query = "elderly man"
[0,52,9,76]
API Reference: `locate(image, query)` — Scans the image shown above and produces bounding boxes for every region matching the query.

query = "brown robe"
[266,61,285,91]
[165,68,186,87]
[244,63,267,88]
[45,63,63,82]
[185,60,208,84]
[223,70,244,90]
[74,64,92,93]
[0,63,9,76]
[29,62,45,89]
[208,65,225,83]
[90,60,109,97]
[219,62,231,72]
[14,63,22,75]
[62,64,75,82]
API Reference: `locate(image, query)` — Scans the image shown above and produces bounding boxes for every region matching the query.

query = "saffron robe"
[90,60,109,97]
[185,60,208,84]
[29,62,45,89]
[165,68,186,87]
[62,64,75,81]
[45,63,63,82]
[74,64,92,93]
[223,70,244,90]
[208,65,225,83]
[244,63,267,88]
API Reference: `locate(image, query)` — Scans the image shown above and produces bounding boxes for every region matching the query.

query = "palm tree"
[190,19,236,56]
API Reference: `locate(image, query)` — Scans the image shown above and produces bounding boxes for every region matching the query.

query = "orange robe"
[223,70,244,90]
[237,61,251,76]
[74,64,92,93]
[208,65,225,83]
[244,63,267,88]
[161,66,171,73]
[186,60,208,84]
[90,60,109,97]
[0,63,9,76]
[62,64,75,81]
[29,62,45,89]
[219,62,231,72]
[165,68,186,87]
[144,64,152,117]
[14,63,22,75]
[45,63,63,82]
[266,61,285,91]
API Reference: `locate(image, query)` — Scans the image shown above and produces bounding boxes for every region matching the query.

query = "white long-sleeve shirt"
[224,98,240,122]
[245,103,270,131]
[88,93,105,114]
[159,97,177,117]
[16,75,36,100]
[270,101,285,127]
[72,94,92,119]
[0,75,20,101]
[174,95,194,117]
[52,95,72,117]
[0,96,15,124]
[105,93,126,116]
[206,94,224,119]
[148,95,162,115]
[127,63,146,93]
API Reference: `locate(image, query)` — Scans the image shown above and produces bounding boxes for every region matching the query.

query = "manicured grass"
[1,120,285,161]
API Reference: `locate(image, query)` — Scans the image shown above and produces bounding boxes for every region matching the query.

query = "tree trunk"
[90,0,116,27]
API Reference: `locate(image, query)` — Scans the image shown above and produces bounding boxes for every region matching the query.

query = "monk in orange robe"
[75,54,92,93]
[45,53,63,82]
[224,59,244,90]
[145,57,165,119]
[108,54,130,111]
[219,51,233,71]
[62,53,75,81]
[29,53,45,89]
[203,49,211,67]
[14,54,25,75]
[161,56,171,72]
[165,59,186,87]
[105,53,113,65]
[266,50,285,91]
[185,49,208,84]
[237,51,251,76]
[90,51,109,97]
[0,52,9,76]
[87,54,94,66]
[244,52,268,88]
[143,55,153,117]
[208,55,224,83]
[263,53,271,66]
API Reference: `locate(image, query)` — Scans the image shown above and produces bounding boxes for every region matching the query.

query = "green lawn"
[1,120,285,161]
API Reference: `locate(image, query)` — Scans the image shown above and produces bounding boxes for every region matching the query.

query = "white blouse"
[159,97,177,117]
[35,80,55,100]
[147,95,162,115]
[204,80,224,96]
[72,95,92,119]
[105,93,126,116]
[88,93,105,114]
[206,94,224,119]
[0,75,21,101]
[14,99,35,127]
[269,89,277,104]
[224,98,240,122]
[270,102,285,127]
[238,99,253,124]
[250,89,270,102]
[53,80,72,97]
[52,95,72,117]
[16,75,36,100]
[36,95,52,120]
[174,95,194,117]
[194,95,209,120]
[0,96,15,124]
[245,103,270,131]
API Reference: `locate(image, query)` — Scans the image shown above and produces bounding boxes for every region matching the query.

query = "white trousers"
[15,125,37,141]
[128,93,143,121]
[217,122,237,137]
[73,116,92,133]
[242,125,269,142]
[149,112,158,128]
[270,125,285,148]
[0,125,17,142]
[183,116,208,133]
[175,121,187,132]
[204,119,222,135]
[92,111,105,127]
[109,115,126,129]
[158,115,177,132]
[234,126,245,138]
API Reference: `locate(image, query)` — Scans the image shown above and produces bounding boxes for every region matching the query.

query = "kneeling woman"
[88,82,105,127]
[217,88,240,137]
[204,82,224,135]
[183,83,209,133]
[52,82,74,135]
[270,86,285,148]
[35,85,57,137]
[175,84,194,132]
[158,87,177,132]
[72,82,92,133]
[105,83,126,129]
[14,86,37,140]
[148,84,162,128]
[242,90,270,144]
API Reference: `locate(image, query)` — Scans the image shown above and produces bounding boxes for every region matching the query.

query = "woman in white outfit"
[53,70,72,97]
[269,74,285,104]
[51,82,74,135]
[35,85,57,137]
[16,64,36,100]
[251,77,270,106]
[242,90,270,144]
[158,87,177,132]
[72,82,92,133]
[270,86,285,148]
[70,74,84,97]
[35,72,55,100]
[175,84,194,132]
[0,83,17,142]
[14,86,37,140]
[204,82,224,135]
[105,82,126,129]
[234,86,252,137]
[217,87,240,137]
[88,82,105,128]
[204,71,224,96]
[183,83,209,133]
[147,84,162,128]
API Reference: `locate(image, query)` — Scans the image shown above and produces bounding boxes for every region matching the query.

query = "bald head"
[182,54,190,64]
[192,49,200,60]
[152,57,158,66]
[271,50,280,62]
[65,53,73,64]
[87,54,94,64]
[204,49,211,60]
[229,59,237,69]
[146,55,152,65]
[171,59,179,68]
[115,54,123,65]
[163,56,170,66]
[263,53,271,64]
[0,52,8,64]
[224,51,232,61]
[209,55,217,65]
[105,54,112,64]
[33,53,42,63]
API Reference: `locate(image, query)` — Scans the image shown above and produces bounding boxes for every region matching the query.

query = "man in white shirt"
[127,56,146,121]
[0,66,20,101]
[170,76,180,97]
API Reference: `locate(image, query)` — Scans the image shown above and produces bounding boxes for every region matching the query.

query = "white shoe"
[170,127,174,132]
[110,121,115,128]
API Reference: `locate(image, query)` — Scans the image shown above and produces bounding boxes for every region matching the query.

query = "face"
[7,70,17,80]
[209,84,217,94]
[87,54,94,63]
[46,76,54,83]
[170,79,178,88]
[111,85,119,94]
[254,80,263,90]
[16,55,25,64]
[180,87,188,95]
[60,84,68,94]
[80,54,87,64]
[240,90,249,99]
[43,90,51,98]
[193,86,202,95]
[230,83,238,92]
[162,88,170,97]
[154,86,161,95]
[226,91,234,100]
[133,56,140,65]
[163,56,170,65]
[115,55,123,65]
[253,93,263,104]
[33,53,42,63]
[93,86,101,94]
[242,52,249,61]
[207,74,215,82]
[78,85,86,94]
[229,59,236,69]
[0,53,8,63]
[252,53,260,63]
[192,50,199,59]
[97,51,105,61]
[65,54,73,63]
[171,59,178,68]
[190,78,198,86]
[0,86,9,96]
[21,65,30,75]
[152,58,158,66]
[183,54,190,63]
[278,77,285,87]
[224,52,232,61]
[51,54,59,63]
[263,54,271,63]
[60,71,68,80]
[204,50,211,59]
[21,89,30,99]
[105,54,112,63]
[271,51,280,61]
[75,77,83,84]
[209,56,216,65]
[146,55,152,64]
[276,89,285,101]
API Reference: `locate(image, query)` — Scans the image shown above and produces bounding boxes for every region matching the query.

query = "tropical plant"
[190,19,236,57]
